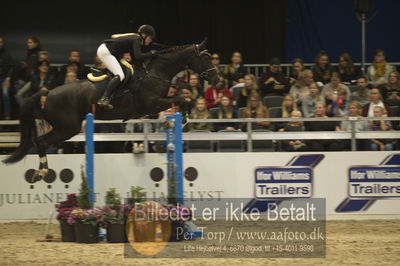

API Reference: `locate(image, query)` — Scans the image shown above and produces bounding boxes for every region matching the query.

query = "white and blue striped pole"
[166,112,184,205]
[85,113,95,208]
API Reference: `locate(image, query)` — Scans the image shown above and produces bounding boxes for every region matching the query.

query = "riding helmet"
[138,25,156,39]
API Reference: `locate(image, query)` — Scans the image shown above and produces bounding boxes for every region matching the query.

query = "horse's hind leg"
[33,126,81,180]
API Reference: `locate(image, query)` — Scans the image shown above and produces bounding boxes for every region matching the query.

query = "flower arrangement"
[55,194,78,222]
[99,204,131,226]
[67,208,103,227]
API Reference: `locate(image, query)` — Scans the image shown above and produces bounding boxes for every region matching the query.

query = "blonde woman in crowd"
[289,69,313,104]
[366,49,395,86]
[302,82,325,118]
[279,110,307,151]
[212,95,239,131]
[236,74,259,108]
[189,97,212,131]
[240,91,271,131]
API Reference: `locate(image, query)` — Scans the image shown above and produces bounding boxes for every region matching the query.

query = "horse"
[3,39,220,179]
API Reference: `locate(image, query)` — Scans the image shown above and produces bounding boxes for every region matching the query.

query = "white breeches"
[97,43,125,81]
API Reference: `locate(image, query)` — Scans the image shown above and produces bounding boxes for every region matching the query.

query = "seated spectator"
[366,49,395,87]
[188,73,203,98]
[379,71,400,106]
[289,69,313,105]
[257,57,288,97]
[57,49,89,85]
[38,51,58,76]
[188,97,212,131]
[351,76,370,106]
[223,52,246,87]
[337,101,368,150]
[240,91,271,131]
[322,72,351,103]
[282,94,299,117]
[212,95,239,131]
[204,76,233,109]
[275,94,299,130]
[64,70,78,84]
[237,74,259,108]
[336,53,362,85]
[302,82,325,118]
[326,87,349,117]
[304,102,341,151]
[210,53,224,73]
[288,58,306,86]
[22,36,42,82]
[311,51,335,85]
[16,60,56,106]
[368,106,393,151]
[180,87,195,114]
[279,110,307,151]
[0,36,13,120]
[362,88,391,117]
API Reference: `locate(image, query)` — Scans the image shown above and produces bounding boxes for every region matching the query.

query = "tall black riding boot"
[97,75,121,109]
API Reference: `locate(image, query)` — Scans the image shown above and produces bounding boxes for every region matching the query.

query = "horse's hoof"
[33,169,49,182]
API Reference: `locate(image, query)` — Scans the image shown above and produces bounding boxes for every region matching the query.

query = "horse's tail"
[2,94,40,164]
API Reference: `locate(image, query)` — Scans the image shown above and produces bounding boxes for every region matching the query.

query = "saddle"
[87,59,143,100]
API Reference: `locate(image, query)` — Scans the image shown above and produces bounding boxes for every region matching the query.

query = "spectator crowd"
[0,36,399,153]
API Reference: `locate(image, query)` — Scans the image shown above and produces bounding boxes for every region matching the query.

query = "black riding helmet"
[138,25,156,39]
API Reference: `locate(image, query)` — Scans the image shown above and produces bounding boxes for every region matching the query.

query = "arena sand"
[0,220,399,266]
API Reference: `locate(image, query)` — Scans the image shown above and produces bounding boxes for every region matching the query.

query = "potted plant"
[55,193,78,242]
[67,166,100,243]
[128,186,146,205]
[100,188,131,243]
[68,208,103,243]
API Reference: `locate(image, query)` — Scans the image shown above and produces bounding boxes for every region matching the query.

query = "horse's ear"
[198,37,208,51]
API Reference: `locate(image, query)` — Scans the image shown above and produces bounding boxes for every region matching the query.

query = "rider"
[96,25,157,109]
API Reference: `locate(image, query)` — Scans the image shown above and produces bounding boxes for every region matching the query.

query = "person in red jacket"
[204,76,233,108]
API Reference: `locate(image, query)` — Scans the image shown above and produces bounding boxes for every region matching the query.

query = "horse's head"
[187,38,220,86]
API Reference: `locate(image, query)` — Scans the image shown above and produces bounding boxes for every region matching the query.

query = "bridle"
[199,66,218,79]
[192,44,219,79]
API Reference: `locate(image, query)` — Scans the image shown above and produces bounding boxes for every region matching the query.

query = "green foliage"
[128,186,146,204]
[105,188,122,210]
[77,165,91,209]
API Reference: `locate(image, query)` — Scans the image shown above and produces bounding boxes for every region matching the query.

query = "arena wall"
[0,152,399,220]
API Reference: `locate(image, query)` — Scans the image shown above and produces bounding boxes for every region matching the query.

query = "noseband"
[192,44,218,79]
[199,66,218,79]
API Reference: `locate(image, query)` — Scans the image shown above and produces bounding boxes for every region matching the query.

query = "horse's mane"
[156,44,192,55]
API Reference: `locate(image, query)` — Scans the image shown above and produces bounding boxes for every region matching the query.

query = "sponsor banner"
[255,167,312,198]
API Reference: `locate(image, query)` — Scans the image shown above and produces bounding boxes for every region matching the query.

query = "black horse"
[3,39,219,178]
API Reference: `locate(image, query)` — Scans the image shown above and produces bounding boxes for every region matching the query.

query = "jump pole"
[166,112,184,205]
[85,112,95,208]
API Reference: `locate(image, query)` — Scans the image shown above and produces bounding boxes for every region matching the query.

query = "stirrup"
[97,98,114,110]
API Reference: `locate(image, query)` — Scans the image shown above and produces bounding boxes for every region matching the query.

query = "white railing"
[0,117,399,152]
